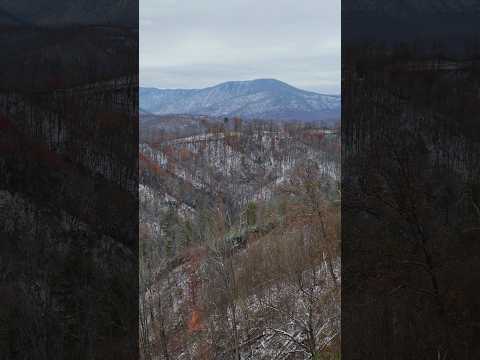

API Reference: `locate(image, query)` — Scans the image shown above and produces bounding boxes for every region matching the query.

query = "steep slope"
[139,122,341,359]
[140,79,340,123]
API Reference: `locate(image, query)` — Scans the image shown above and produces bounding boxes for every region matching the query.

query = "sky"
[140,0,340,94]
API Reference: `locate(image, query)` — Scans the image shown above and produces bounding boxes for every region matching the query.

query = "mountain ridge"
[140,79,340,124]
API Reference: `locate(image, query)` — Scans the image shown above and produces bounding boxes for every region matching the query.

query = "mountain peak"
[140,79,340,124]
[214,78,305,92]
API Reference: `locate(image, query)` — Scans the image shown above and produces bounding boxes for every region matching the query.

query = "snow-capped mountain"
[140,79,340,123]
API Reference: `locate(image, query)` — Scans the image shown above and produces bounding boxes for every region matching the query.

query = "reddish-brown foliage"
[139,152,169,177]
[303,131,325,143]
[197,342,212,360]
[183,246,207,334]
[187,307,205,334]
[178,147,194,161]
[224,134,241,150]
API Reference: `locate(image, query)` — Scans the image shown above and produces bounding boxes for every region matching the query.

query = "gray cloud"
[140,0,340,94]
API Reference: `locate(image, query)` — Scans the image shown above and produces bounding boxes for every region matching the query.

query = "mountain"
[140,79,340,123]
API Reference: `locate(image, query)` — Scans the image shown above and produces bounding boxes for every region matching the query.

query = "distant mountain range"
[140,79,340,123]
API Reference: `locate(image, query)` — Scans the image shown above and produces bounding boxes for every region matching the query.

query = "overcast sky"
[140,0,340,94]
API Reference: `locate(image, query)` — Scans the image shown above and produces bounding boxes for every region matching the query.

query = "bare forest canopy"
[139,114,341,359]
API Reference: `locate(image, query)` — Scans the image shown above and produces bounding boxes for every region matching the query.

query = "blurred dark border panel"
[342,1,480,359]
[0,1,138,359]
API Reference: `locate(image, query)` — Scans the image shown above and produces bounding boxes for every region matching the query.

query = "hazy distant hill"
[140,79,340,124]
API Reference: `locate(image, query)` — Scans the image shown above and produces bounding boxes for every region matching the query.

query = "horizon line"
[139,78,341,96]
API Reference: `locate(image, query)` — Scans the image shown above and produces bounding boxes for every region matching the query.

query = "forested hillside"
[139,115,341,359]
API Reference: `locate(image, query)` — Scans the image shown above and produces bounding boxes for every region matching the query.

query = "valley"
[139,114,341,359]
